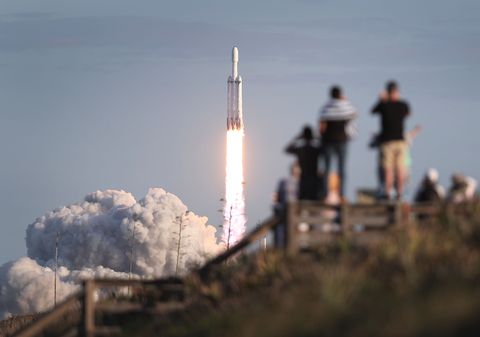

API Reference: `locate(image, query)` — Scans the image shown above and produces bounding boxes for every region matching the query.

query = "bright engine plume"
[223,47,246,247]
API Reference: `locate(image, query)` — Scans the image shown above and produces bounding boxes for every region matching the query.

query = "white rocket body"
[227,47,243,130]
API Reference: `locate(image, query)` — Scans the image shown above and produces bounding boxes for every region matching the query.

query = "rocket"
[227,46,243,130]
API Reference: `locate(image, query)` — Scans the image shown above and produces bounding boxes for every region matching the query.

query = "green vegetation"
[127,204,480,336]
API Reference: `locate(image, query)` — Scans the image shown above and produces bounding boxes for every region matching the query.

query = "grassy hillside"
[124,204,480,337]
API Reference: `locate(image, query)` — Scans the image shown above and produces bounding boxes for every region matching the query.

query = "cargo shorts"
[380,140,407,170]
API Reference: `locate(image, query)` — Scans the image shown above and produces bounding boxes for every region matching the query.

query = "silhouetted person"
[371,81,410,200]
[272,162,300,248]
[414,168,445,203]
[319,85,357,199]
[285,126,322,200]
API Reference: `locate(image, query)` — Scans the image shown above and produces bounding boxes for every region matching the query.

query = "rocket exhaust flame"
[223,47,246,247]
[223,129,246,247]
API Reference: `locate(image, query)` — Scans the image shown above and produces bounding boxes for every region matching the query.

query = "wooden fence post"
[286,202,298,256]
[393,202,402,227]
[83,280,95,337]
[340,204,349,231]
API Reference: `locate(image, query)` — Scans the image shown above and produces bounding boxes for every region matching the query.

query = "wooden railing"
[82,278,184,337]
[285,200,476,254]
[12,278,185,337]
[11,216,280,337]
[287,201,405,254]
[13,292,84,337]
[197,215,280,279]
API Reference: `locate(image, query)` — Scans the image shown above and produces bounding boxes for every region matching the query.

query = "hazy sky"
[1,0,479,263]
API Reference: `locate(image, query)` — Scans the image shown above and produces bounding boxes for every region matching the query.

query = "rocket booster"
[227,47,243,130]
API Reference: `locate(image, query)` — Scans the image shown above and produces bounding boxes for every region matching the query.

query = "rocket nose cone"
[232,47,239,63]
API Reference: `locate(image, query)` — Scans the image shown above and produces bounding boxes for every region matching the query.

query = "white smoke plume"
[0,188,222,318]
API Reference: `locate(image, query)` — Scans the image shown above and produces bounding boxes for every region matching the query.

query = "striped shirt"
[319,99,357,142]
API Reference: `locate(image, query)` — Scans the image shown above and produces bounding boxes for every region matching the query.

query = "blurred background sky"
[1,0,479,263]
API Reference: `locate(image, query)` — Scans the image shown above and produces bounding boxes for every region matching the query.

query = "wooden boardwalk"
[287,201,404,254]
[12,278,185,337]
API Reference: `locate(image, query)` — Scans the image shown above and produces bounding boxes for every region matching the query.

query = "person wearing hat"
[285,126,322,200]
[414,168,446,203]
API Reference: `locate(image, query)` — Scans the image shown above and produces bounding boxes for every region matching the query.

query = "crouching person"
[414,168,445,203]
[448,173,478,203]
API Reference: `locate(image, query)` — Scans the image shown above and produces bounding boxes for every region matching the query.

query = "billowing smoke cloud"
[0,188,222,318]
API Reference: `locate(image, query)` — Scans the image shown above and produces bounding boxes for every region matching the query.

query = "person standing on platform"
[372,81,410,200]
[319,85,357,200]
[285,126,322,200]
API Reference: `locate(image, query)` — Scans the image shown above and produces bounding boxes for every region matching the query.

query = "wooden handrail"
[90,277,183,287]
[13,291,84,337]
[197,216,280,278]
